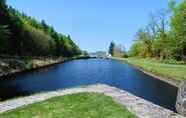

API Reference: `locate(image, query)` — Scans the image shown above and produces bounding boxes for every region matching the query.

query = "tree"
[0,25,10,53]
[128,0,186,61]
[41,20,49,32]
[0,0,6,9]
[108,41,115,56]
[168,0,176,12]
[0,4,81,57]
[135,29,153,57]
[152,32,175,59]
[129,42,141,57]
[129,7,178,60]
[171,0,186,61]
[0,25,9,39]
[113,44,126,57]
[152,10,172,59]
[0,0,9,26]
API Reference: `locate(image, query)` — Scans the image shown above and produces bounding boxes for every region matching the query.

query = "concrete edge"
[0,84,184,118]
[112,57,181,88]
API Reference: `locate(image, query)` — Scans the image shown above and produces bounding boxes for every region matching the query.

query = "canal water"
[0,59,178,111]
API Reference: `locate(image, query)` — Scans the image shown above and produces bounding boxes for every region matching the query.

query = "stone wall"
[0,57,64,77]
[176,81,186,116]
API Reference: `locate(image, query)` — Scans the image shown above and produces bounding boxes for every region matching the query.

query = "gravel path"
[0,84,184,118]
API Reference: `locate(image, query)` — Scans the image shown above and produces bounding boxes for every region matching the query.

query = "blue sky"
[7,0,175,52]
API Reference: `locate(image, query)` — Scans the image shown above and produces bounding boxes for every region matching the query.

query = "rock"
[176,81,186,116]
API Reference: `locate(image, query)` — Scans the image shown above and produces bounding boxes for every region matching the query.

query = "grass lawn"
[122,57,186,81]
[0,93,137,118]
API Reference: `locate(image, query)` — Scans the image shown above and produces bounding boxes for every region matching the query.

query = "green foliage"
[0,3,81,57]
[0,25,10,53]
[135,29,153,57]
[129,1,186,62]
[152,31,177,59]
[0,25,9,41]
[128,42,141,57]
[168,0,176,11]
[21,25,57,56]
[171,0,186,60]
[0,0,6,9]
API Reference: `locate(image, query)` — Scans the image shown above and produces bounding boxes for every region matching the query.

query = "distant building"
[90,51,111,58]
[106,52,111,57]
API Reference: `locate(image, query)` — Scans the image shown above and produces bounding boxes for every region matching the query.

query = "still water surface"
[0,59,177,111]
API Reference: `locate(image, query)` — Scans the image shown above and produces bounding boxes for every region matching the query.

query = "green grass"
[0,93,137,118]
[122,57,186,81]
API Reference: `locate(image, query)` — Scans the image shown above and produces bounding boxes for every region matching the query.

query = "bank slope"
[119,58,186,87]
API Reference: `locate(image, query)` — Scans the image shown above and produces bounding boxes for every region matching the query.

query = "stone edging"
[112,57,181,87]
[0,84,184,118]
[135,66,180,87]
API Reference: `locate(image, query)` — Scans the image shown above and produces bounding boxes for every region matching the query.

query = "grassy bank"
[121,58,186,82]
[0,93,137,118]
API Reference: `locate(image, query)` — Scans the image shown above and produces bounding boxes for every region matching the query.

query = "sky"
[7,0,176,52]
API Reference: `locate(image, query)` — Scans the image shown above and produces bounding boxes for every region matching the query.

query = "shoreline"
[1,56,181,87]
[0,56,91,79]
[0,58,64,79]
[112,57,181,88]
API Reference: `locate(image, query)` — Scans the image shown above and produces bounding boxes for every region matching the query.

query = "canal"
[0,59,177,111]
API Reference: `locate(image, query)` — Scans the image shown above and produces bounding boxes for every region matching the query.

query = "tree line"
[128,0,186,62]
[0,0,81,57]
[109,41,127,57]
